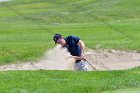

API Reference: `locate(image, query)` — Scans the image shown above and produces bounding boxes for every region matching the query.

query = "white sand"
[0,45,75,71]
[85,49,140,71]
[0,46,140,71]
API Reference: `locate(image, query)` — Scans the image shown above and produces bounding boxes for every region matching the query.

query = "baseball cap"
[53,34,62,43]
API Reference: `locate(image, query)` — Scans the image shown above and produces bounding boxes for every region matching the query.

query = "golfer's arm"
[78,40,85,55]
[71,56,84,60]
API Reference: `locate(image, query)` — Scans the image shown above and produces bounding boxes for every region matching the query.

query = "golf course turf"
[0,0,140,93]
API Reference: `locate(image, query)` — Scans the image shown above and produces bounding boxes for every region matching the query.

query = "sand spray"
[41,45,75,70]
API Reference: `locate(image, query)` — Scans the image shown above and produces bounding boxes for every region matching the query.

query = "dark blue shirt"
[65,36,81,56]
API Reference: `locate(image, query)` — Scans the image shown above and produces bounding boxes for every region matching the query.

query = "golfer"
[53,34,88,71]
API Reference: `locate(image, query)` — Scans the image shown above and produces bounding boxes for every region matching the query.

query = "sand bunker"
[0,45,75,71]
[0,45,140,71]
[85,49,140,70]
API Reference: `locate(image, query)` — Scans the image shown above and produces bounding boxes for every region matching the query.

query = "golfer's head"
[53,34,66,46]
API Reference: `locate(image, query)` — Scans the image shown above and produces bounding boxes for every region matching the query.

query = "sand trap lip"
[0,48,140,71]
[0,0,10,2]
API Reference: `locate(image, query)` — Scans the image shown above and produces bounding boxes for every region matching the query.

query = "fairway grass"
[0,67,140,93]
[0,20,140,64]
[0,0,140,64]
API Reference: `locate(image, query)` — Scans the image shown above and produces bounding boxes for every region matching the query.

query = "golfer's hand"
[81,53,86,61]
[81,56,87,61]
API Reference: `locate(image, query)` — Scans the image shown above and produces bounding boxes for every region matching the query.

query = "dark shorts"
[75,60,81,63]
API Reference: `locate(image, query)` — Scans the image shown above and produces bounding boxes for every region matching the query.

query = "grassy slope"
[0,67,140,93]
[0,0,140,64]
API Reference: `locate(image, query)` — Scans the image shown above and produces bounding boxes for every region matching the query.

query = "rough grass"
[0,0,140,64]
[0,67,140,93]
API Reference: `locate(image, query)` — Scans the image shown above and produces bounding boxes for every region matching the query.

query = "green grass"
[0,67,139,93]
[0,0,140,64]
[0,1,140,93]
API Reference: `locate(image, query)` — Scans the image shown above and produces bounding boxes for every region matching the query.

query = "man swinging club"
[53,34,88,71]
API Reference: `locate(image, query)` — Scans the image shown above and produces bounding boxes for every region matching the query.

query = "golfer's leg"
[79,61,88,71]
[74,62,80,70]
[75,61,88,71]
